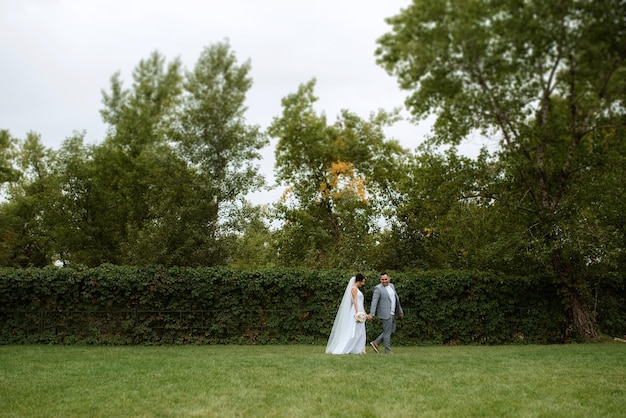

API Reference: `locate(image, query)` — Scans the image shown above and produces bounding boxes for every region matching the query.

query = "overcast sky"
[2,0,485,204]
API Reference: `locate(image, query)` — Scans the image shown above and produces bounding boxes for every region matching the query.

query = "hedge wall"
[0,266,623,345]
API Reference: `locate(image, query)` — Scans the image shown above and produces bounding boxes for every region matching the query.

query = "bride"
[326,274,368,354]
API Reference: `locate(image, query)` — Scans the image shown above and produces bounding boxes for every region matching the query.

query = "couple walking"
[325,272,404,355]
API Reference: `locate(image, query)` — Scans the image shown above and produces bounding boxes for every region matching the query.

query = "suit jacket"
[369,283,403,320]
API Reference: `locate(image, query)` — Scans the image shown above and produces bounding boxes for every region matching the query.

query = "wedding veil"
[325,276,356,354]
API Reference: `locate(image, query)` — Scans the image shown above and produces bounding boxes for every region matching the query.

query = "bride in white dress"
[326,274,368,354]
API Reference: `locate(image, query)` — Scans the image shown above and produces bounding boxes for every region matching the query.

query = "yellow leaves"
[318,160,369,204]
[280,186,294,204]
[319,181,330,199]
[328,161,351,182]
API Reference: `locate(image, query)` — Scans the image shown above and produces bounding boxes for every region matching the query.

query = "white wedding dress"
[326,277,366,354]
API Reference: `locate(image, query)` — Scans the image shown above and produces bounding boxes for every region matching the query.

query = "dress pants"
[374,315,396,353]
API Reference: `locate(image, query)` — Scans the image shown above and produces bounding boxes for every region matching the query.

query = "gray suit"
[369,283,403,353]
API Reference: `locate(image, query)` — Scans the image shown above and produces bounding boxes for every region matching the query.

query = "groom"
[368,272,404,354]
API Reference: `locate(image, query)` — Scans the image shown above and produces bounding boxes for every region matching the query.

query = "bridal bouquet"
[354,312,367,323]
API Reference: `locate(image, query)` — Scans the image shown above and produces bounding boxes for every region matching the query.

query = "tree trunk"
[566,287,598,339]
[551,250,598,340]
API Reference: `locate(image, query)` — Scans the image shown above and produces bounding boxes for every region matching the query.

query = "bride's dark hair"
[355,273,365,283]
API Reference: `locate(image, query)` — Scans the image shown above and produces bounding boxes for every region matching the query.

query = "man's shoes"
[369,341,380,353]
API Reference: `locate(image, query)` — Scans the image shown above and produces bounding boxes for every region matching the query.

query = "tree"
[268,79,405,269]
[225,202,275,268]
[101,51,183,157]
[0,130,19,266]
[376,0,626,338]
[0,130,19,187]
[172,40,268,265]
[48,133,133,266]
[1,45,268,268]
[377,146,492,270]
[97,51,184,264]
[0,132,58,266]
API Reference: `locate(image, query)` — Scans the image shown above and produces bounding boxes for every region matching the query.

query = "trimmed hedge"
[0,266,623,345]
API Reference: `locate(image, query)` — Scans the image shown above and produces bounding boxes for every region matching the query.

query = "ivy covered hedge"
[0,266,623,345]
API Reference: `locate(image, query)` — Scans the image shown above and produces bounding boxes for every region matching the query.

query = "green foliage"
[378,148,501,271]
[0,132,59,267]
[0,130,19,186]
[0,267,339,344]
[0,14,623,349]
[175,40,268,210]
[1,267,623,345]
[268,79,405,269]
[0,43,269,268]
[101,51,183,156]
[595,272,626,338]
[96,51,192,265]
[395,271,568,345]
[225,203,276,268]
[376,0,626,338]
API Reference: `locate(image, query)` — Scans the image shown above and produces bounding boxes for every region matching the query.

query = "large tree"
[377,146,501,271]
[98,51,184,264]
[172,41,268,265]
[0,132,58,266]
[268,79,405,269]
[376,0,626,338]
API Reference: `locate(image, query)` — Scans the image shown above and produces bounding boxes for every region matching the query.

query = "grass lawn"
[0,343,624,417]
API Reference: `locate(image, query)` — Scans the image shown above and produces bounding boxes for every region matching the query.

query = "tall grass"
[0,343,624,417]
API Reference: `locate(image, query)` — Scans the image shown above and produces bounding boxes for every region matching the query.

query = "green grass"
[0,343,624,417]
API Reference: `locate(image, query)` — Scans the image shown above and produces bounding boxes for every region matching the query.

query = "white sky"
[1,0,485,204]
